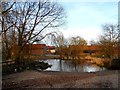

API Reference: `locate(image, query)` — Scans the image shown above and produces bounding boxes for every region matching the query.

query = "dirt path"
[2,70,119,89]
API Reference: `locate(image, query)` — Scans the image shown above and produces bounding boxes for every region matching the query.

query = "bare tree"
[51,33,66,58]
[68,36,87,60]
[1,1,66,63]
[69,36,87,46]
[1,2,16,60]
[53,33,67,47]
[117,24,120,58]
[98,24,119,58]
[89,40,97,45]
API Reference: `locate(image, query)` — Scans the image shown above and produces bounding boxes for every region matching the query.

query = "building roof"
[46,46,55,49]
[25,44,46,49]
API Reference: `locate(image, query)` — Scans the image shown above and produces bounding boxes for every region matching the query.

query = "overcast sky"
[58,2,118,43]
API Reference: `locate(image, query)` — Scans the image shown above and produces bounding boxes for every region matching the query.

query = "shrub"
[2,61,52,75]
[109,58,120,70]
[36,61,52,70]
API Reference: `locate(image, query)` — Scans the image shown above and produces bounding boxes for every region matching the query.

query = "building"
[46,46,56,54]
[60,45,102,59]
[26,44,56,56]
[83,45,101,56]
[28,44,47,56]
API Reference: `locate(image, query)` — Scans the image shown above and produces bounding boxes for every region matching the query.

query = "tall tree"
[69,36,87,45]
[98,24,119,58]
[52,33,67,57]
[1,1,66,63]
[117,24,120,58]
[68,36,87,59]
[1,2,16,60]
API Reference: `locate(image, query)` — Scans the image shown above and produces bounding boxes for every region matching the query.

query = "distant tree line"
[53,24,120,69]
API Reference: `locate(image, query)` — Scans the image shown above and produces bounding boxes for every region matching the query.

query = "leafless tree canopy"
[101,24,119,42]
[1,1,66,61]
[98,24,120,58]
[69,36,87,46]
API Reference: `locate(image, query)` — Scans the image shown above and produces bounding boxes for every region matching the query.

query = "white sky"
[58,2,118,43]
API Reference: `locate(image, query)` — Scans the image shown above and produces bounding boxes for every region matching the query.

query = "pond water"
[39,59,106,72]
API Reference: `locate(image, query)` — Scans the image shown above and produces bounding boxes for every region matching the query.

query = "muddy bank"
[2,70,119,89]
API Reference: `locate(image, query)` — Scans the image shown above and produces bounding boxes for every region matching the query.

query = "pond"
[39,59,106,72]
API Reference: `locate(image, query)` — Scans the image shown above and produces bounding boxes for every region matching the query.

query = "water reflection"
[39,59,106,72]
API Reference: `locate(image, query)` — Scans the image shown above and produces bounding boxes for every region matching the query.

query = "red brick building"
[46,46,55,54]
[26,44,47,56]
